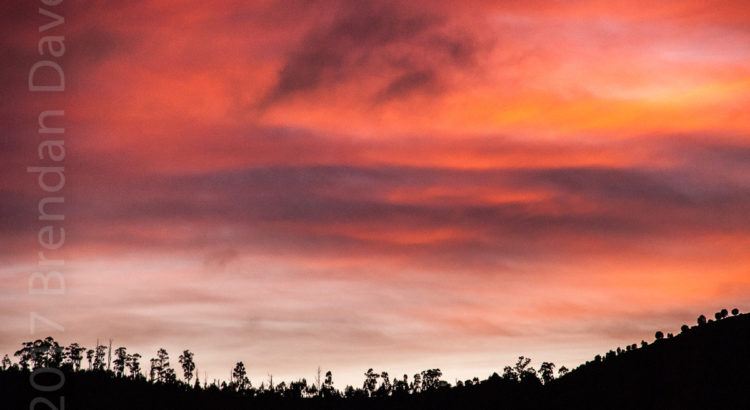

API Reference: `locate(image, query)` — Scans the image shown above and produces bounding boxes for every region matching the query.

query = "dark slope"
[1,313,748,410]
[546,312,750,410]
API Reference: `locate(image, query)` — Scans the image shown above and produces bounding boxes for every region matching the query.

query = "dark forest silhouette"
[1,308,748,409]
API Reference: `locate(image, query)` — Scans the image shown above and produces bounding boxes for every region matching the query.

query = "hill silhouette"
[1,310,748,410]
[547,311,750,410]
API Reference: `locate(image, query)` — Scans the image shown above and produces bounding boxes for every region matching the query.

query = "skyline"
[2,0,750,386]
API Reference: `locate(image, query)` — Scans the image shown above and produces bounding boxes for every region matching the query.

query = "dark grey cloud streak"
[6,135,741,276]
[261,0,480,107]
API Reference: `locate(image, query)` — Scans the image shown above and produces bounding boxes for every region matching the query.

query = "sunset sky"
[2,0,750,386]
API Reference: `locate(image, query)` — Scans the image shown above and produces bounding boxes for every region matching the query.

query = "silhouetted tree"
[363,368,379,397]
[732,308,740,316]
[502,365,517,381]
[22,339,42,369]
[149,358,161,382]
[393,374,409,394]
[156,348,170,382]
[3,319,750,410]
[232,361,250,392]
[539,362,555,384]
[377,371,391,396]
[720,309,729,319]
[126,353,142,379]
[516,357,532,374]
[275,381,287,395]
[94,344,107,371]
[506,356,538,384]
[321,370,335,398]
[13,342,32,371]
[504,356,533,382]
[67,343,85,371]
[113,347,127,377]
[178,350,195,385]
[44,337,64,367]
[289,378,308,399]
[411,373,421,393]
[421,369,443,390]
[698,314,707,326]
[85,349,94,370]
[23,340,45,369]
[681,324,689,333]
[162,367,178,384]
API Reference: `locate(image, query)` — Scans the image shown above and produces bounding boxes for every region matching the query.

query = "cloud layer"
[1,0,750,386]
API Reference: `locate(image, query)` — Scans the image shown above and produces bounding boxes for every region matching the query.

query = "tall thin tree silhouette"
[179,350,196,385]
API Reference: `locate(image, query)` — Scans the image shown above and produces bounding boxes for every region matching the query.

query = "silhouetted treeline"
[1,308,748,409]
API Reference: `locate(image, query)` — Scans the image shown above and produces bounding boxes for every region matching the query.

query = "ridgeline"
[1,310,748,410]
